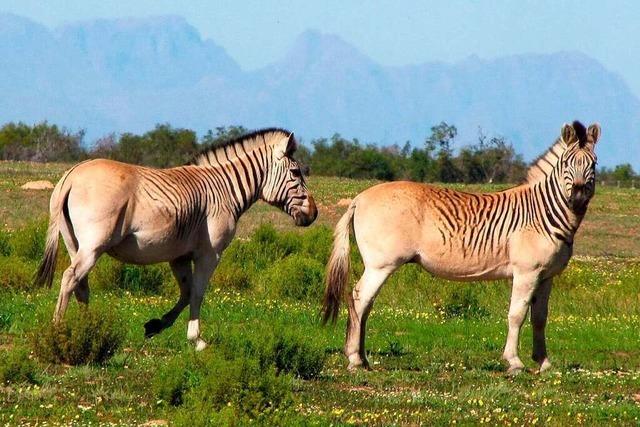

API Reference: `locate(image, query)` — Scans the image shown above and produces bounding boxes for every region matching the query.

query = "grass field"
[1,160,639,426]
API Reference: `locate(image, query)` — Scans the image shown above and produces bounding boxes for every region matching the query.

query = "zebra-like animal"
[36,128,317,350]
[322,121,600,373]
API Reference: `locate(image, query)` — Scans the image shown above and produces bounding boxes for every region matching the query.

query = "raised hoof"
[144,318,164,338]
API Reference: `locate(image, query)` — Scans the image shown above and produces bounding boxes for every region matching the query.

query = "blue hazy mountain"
[0,14,638,167]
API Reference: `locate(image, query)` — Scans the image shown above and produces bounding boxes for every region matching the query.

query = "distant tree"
[114,124,197,167]
[310,134,360,177]
[610,163,636,182]
[89,133,118,159]
[201,126,248,147]
[293,143,312,175]
[406,148,433,182]
[458,129,526,183]
[427,122,462,182]
[0,121,85,162]
[347,145,395,180]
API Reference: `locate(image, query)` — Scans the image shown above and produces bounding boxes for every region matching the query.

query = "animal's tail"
[34,173,72,288]
[322,199,356,324]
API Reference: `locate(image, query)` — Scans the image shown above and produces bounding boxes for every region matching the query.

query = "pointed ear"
[274,132,297,159]
[561,123,577,146]
[587,123,601,145]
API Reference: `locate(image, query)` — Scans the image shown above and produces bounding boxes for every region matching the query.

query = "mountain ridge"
[0,14,637,167]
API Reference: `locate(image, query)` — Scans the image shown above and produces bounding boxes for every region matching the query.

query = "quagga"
[322,121,600,373]
[35,128,317,350]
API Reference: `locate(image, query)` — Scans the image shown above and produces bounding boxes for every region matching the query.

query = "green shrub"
[0,255,35,291]
[269,330,326,380]
[33,305,124,365]
[384,337,406,357]
[92,257,171,295]
[155,348,293,425]
[211,261,252,291]
[0,229,11,256]
[438,286,489,319]
[157,326,325,423]
[153,354,201,406]
[174,354,292,424]
[299,225,333,263]
[0,348,38,384]
[260,254,324,301]
[253,224,300,256]
[11,218,47,261]
[212,327,326,380]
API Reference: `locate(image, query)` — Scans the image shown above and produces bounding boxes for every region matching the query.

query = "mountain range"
[0,13,638,167]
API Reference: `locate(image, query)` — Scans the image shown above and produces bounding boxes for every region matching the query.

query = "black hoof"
[144,318,164,338]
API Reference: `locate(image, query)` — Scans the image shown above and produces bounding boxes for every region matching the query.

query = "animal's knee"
[507,309,527,324]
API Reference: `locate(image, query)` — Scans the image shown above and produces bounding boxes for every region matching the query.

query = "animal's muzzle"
[569,184,590,215]
[293,195,318,227]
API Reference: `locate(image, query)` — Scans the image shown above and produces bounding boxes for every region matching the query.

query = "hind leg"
[344,267,393,369]
[145,256,192,338]
[53,247,101,323]
[59,212,90,305]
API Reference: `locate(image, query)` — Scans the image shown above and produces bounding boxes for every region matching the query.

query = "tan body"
[64,160,238,264]
[323,122,600,374]
[354,181,572,282]
[36,130,317,349]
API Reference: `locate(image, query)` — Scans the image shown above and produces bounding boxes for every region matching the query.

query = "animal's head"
[262,132,317,226]
[559,121,600,215]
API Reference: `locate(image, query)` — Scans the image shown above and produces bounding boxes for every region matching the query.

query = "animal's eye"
[290,168,302,178]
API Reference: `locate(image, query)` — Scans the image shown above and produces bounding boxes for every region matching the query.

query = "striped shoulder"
[524,138,566,184]
[190,128,294,167]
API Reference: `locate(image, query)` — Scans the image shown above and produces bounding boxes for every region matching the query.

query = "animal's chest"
[541,242,573,278]
[509,230,574,278]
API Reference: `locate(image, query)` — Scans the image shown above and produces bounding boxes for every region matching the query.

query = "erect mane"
[190,128,294,167]
[524,120,588,184]
[524,138,566,184]
[572,120,588,148]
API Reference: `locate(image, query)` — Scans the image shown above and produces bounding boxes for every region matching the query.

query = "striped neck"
[527,166,580,244]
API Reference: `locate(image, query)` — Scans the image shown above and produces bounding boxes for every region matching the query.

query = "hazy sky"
[3,0,640,96]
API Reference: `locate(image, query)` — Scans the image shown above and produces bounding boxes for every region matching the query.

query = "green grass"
[0,161,639,425]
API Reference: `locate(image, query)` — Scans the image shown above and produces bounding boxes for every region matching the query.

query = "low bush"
[438,286,489,319]
[155,326,325,424]
[213,327,326,380]
[260,254,324,301]
[154,354,201,407]
[269,330,326,380]
[92,257,171,295]
[11,218,47,261]
[0,229,11,256]
[299,225,333,264]
[33,304,124,365]
[0,348,38,384]
[211,260,252,291]
[184,355,292,418]
[156,350,293,425]
[0,256,35,291]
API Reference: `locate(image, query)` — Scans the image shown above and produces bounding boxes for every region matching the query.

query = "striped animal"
[35,128,317,350]
[322,121,600,373]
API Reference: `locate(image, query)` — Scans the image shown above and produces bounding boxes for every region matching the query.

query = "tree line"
[0,121,637,184]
